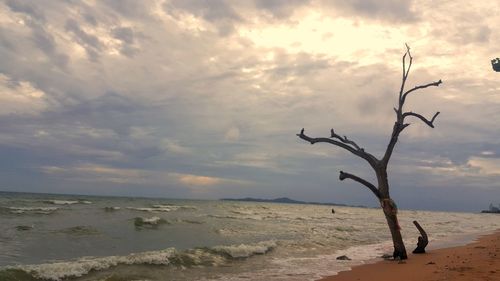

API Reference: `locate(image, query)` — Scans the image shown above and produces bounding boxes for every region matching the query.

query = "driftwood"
[412,220,428,253]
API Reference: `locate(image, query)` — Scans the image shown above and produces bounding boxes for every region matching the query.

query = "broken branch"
[330,129,362,151]
[339,171,381,199]
[412,220,428,254]
[403,111,440,128]
[401,80,442,105]
[297,129,378,167]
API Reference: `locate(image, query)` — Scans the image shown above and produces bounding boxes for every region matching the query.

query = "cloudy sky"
[1,0,499,211]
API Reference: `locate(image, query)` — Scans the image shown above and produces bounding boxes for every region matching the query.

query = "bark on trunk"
[384,211,408,260]
[377,168,407,260]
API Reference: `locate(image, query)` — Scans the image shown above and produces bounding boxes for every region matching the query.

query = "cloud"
[1,0,500,210]
[161,138,192,154]
[0,73,48,115]
[327,0,418,22]
[467,157,500,176]
[224,126,240,142]
[164,0,243,35]
[177,174,221,186]
[41,164,248,192]
[4,0,45,21]
[254,0,311,19]
[41,164,156,185]
[64,18,103,61]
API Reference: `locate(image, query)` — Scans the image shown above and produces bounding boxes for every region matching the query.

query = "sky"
[0,0,499,212]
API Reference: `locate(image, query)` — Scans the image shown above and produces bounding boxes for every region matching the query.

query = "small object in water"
[336,255,351,260]
[331,208,335,214]
[492,58,500,72]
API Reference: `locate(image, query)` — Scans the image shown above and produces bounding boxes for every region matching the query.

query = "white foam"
[127,206,175,212]
[43,200,79,205]
[212,240,276,258]
[7,241,278,280]
[141,216,163,225]
[10,248,177,281]
[8,206,59,214]
[127,204,196,213]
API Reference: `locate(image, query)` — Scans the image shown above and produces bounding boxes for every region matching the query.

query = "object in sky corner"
[491,58,500,72]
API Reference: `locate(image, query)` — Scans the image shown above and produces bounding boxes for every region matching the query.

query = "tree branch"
[297,129,378,167]
[403,111,440,128]
[339,171,381,199]
[401,80,442,105]
[330,129,362,151]
[398,44,412,102]
[383,45,442,165]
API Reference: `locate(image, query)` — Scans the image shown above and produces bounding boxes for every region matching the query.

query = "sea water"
[0,191,499,281]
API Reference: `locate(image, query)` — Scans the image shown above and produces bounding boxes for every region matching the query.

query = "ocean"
[0,191,498,281]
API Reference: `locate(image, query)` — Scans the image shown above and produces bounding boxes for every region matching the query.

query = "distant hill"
[220,197,366,208]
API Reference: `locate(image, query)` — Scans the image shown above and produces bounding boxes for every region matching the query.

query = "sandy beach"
[319,230,500,281]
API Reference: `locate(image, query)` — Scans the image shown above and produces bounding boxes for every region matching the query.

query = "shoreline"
[318,230,500,281]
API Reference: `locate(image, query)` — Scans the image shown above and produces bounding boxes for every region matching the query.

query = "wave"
[174,219,204,224]
[207,214,262,221]
[127,204,196,213]
[57,226,100,236]
[3,241,277,281]
[152,204,197,210]
[211,240,276,258]
[104,206,121,212]
[4,206,59,215]
[134,216,168,227]
[42,200,92,205]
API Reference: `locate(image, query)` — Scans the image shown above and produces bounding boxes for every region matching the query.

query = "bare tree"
[297,45,442,260]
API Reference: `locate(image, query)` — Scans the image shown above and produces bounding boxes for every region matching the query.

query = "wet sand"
[319,230,500,281]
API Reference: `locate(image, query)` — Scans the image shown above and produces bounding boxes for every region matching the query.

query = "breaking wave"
[127,204,196,213]
[4,206,59,215]
[3,240,277,280]
[134,216,168,227]
[42,200,92,205]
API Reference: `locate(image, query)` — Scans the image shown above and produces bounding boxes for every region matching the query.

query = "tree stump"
[412,220,428,254]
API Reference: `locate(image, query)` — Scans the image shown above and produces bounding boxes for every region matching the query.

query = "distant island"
[220,197,366,208]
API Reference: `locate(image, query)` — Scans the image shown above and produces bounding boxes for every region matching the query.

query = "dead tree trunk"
[297,44,442,260]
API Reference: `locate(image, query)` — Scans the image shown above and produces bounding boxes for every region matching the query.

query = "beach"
[319,230,500,281]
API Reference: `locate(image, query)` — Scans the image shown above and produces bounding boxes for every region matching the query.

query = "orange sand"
[319,231,500,281]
